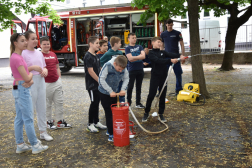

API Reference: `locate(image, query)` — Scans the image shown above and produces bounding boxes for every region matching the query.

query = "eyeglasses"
[15,33,25,41]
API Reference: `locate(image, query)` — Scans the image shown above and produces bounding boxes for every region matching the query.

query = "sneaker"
[135,103,145,109]
[165,98,169,104]
[129,130,135,138]
[28,139,41,144]
[87,123,99,133]
[158,114,167,123]
[95,122,107,130]
[40,132,53,141]
[57,119,72,128]
[16,143,32,154]
[106,130,109,136]
[175,90,181,96]
[47,120,57,130]
[142,113,149,122]
[32,141,48,154]
[108,135,113,142]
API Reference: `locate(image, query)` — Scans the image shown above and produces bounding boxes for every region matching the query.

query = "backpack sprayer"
[128,56,190,134]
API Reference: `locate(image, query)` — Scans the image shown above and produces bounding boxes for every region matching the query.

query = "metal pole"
[209,28,210,52]
[130,14,132,33]
[246,25,248,51]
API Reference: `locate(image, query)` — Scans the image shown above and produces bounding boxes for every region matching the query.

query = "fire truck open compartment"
[74,13,156,66]
[104,14,130,48]
[76,17,102,66]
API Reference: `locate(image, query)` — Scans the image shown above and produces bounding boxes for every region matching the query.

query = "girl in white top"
[22,30,53,141]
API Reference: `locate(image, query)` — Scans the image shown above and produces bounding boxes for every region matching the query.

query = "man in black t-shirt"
[161,19,185,95]
[84,36,107,133]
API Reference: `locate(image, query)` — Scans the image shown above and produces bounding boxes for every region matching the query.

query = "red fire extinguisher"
[111,94,137,147]
[111,102,129,147]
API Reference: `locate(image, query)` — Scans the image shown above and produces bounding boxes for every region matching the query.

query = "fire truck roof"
[55,3,132,13]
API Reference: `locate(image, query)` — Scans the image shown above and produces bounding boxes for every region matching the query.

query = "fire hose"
[128,56,190,134]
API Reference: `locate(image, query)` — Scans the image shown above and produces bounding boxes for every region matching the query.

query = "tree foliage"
[0,0,65,31]
[133,0,251,24]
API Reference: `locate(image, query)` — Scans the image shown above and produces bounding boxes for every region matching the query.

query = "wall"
[185,52,252,64]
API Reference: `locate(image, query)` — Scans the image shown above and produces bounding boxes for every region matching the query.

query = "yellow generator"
[177,83,200,103]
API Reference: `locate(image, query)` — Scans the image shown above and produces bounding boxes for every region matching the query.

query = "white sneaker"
[95,122,107,130]
[16,143,32,153]
[87,123,99,133]
[40,132,53,141]
[165,98,169,104]
[32,141,48,154]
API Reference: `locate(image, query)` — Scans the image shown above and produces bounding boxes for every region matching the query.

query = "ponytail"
[10,33,18,57]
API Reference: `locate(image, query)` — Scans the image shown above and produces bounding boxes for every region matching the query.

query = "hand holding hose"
[171,59,178,64]
[180,55,187,64]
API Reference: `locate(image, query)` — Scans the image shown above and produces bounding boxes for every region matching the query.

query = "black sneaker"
[57,119,72,128]
[142,113,149,122]
[135,103,145,109]
[175,90,181,96]
[47,120,57,130]
[158,114,167,123]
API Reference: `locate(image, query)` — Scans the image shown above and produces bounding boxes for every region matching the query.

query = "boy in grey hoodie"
[98,56,129,142]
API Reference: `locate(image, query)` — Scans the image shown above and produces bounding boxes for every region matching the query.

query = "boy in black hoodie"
[142,37,186,123]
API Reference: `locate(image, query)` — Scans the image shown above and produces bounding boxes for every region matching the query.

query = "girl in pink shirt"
[22,30,53,141]
[10,33,48,154]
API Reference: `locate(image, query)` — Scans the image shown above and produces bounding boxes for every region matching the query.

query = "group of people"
[9,18,186,154]
[84,19,186,142]
[10,31,71,154]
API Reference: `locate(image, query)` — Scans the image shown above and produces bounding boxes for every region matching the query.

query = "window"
[204,10,210,17]
[38,21,42,37]
[181,13,187,19]
[181,21,187,29]
[28,22,36,32]
[42,21,47,37]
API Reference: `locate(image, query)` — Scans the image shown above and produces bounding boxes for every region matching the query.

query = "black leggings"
[88,90,100,124]
[99,92,117,135]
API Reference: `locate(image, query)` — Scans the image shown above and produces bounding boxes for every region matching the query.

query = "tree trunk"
[220,19,238,71]
[188,0,210,98]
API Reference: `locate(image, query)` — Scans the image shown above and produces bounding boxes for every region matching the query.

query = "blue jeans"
[12,81,38,146]
[167,62,183,92]
[117,80,125,102]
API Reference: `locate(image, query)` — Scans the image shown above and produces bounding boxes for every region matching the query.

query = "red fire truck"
[26,3,162,72]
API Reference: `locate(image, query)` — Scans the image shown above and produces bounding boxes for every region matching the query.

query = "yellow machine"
[124,30,130,44]
[177,83,200,103]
